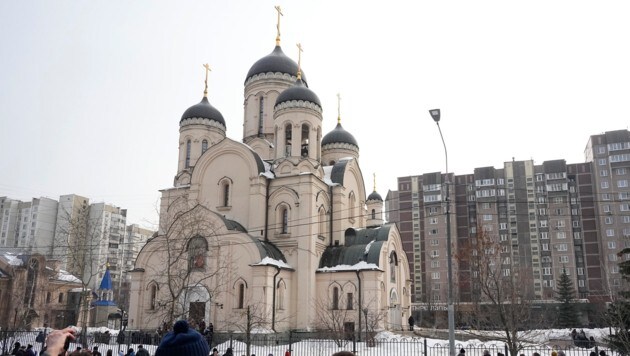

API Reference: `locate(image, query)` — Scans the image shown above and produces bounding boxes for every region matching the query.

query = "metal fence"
[0,330,618,356]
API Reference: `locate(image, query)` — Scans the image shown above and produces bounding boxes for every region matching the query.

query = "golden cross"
[296,43,303,79]
[337,93,341,124]
[203,63,211,97]
[275,6,283,45]
[373,173,377,192]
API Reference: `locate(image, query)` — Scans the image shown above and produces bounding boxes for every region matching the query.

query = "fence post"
[288,330,293,355]
[424,338,428,356]
[504,343,508,356]
[352,334,357,355]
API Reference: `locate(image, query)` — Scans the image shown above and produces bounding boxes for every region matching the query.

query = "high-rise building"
[1,196,59,256]
[388,129,630,314]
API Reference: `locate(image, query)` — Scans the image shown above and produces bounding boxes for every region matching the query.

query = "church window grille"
[390,252,398,283]
[238,283,245,309]
[223,182,230,207]
[258,97,264,136]
[332,287,339,310]
[185,140,191,168]
[346,292,354,310]
[281,207,289,234]
[202,139,208,154]
[187,236,208,270]
[371,209,376,220]
[301,124,310,157]
[285,124,292,157]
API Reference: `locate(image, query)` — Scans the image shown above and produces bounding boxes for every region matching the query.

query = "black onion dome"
[367,191,383,202]
[180,97,225,127]
[245,46,307,84]
[322,123,359,148]
[275,79,321,108]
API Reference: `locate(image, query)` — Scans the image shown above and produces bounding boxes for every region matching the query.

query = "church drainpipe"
[272,265,281,332]
[356,270,363,342]
[264,173,271,242]
[329,185,334,246]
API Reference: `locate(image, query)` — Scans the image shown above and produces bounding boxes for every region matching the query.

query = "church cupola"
[177,64,226,176]
[273,44,323,161]
[243,7,304,160]
[321,94,359,165]
[366,174,384,227]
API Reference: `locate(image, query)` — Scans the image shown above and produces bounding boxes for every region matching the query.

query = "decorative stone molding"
[321,142,359,153]
[180,117,226,133]
[274,100,323,114]
[245,72,297,86]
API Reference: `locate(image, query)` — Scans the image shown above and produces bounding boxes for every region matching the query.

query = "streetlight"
[429,109,455,356]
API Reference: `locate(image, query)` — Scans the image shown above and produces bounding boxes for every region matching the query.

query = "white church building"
[128,19,411,334]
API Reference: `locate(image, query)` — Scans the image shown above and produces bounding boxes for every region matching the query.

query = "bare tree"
[314,292,357,347]
[222,302,280,356]
[54,200,106,340]
[456,226,544,356]
[145,201,230,328]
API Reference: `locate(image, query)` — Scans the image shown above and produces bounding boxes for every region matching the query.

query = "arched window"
[390,252,398,283]
[46,292,51,304]
[284,124,292,156]
[371,209,376,220]
[277,280,286,310]
[348,192,356,223]
[185,139,191,168]
[238,283,245,309]
[187,236,208,270]
[332,286,339,310]
[281,207,289,234]
[202,139,208,154]
[149,284,158,310]
[301,124,310,157]
[318,207,327,238]
[219,178,232,207]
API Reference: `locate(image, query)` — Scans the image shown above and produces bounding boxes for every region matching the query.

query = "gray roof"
[180,97,226,127]
[318,226,392,268]
[322,122,358,148]
[275,79,321,108]
[367,190,383,202]
[245,45,307,84]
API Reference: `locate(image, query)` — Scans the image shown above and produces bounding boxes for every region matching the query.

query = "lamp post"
[429,109,455,356]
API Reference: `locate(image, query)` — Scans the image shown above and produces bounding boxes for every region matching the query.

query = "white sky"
[1,1,629,227]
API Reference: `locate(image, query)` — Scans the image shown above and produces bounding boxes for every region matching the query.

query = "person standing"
[408,315,415,331]
[136,345,149,356]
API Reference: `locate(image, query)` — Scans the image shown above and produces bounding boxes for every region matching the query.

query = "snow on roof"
[253,256,292,269]
[160,184,191,191]
[259,161,275,179]
[317,261,382,273]
[364,239,375,254]
[56,269,83,284]
[2,252,23,266]
[322,166,338,187]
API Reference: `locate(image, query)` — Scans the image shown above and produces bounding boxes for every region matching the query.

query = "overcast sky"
[1,1,629,228]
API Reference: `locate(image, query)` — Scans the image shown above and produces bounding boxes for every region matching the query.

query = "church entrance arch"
[389,288,402,331]
[181,286,211,326]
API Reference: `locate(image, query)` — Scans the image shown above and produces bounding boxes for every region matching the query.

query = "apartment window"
[482,203,491,209]
[612,265,620,274]
[617,168,627,175]
[577,267,584,275]
[599,158,606,165]
[621,203,630,212]
[428,207,439,215]
[621,192,630,200]
[542,243,549,251]
[433,283,441,290]
[605,217,613,224]
[557,243,568,251]
[429,217,438,224]
[601,181,610,189]
[430,239,439,246]
[539,208,547,215]
[609,241,617,249]
[500,234,508,241]
[541,232,549,239]
[501,246,509,253]
[540,220,548,228]
[601,170,609,177]
[572,221,580,228]
[578,280,585,288]
[559,256,569,263]
[500,223,507,230]
[431,250,439,258]
[543,267,551,275]
[554,197,564,204]
[431,260,440,268]
[603,193,611,201]
[618,180,629,188]
[557,232,566,239]
[431,272,440,279]
[609,254,618,262]
[606,229,615,237]
[429,229,438,235]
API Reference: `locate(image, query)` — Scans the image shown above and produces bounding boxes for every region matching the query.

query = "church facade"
[128,29,411,334]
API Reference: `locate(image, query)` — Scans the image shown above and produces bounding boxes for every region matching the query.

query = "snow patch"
[317,261,381,272]
[253,256,292,269]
